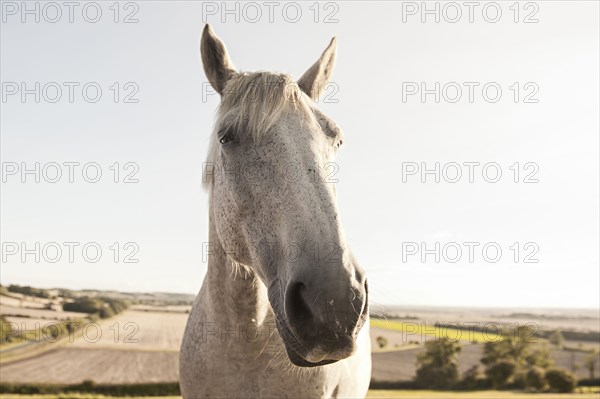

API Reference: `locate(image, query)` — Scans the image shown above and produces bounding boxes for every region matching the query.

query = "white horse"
[180,24,371,398]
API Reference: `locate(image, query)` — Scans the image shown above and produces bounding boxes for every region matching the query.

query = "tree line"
[411,325,598,393]
[63,296,128,319]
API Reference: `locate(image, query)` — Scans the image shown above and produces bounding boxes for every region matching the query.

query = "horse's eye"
[219,129,234,144]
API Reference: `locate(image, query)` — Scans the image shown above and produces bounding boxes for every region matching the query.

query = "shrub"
[510,371,527,390]
[416,363,459,389]
[99,306,115,319]
[485,359,516,389]
[525,366,546,391]
[459,365,489,390]
[545,368,577,393]
[41,323,66,341]
[0,316,15,343]
[376,336,388,349]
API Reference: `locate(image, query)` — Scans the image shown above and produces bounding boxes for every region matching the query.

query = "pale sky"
[1,1,598,309]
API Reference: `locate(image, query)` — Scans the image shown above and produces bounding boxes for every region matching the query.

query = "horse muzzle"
[273,273,369,367]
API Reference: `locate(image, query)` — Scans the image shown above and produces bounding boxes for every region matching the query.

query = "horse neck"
[204,211,271,325]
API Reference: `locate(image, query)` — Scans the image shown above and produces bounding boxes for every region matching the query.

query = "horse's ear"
[298,37,337,101]
[201,24,236,95]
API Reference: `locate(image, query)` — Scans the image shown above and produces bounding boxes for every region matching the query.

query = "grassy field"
[0,309,186,384]
[1,294,88,322]
[0,348,179,384]
[69,310,188,351]
[0,293,53,309]
[370,319,503,343]
[1,389,599,399]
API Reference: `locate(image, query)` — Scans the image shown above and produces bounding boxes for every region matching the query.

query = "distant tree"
[481,325,550,389]
[549,330,564,349]
[8,284,50,298]
[414,337,461,389]
[64,320,80,334]
[63,296,127,318]
[545,368,577,393]
[481,325,534,366]
[63,297,102,314]
[376,336,388,349]
[584,348,598,379]
[570,352,579,374]
[525,344,553,369]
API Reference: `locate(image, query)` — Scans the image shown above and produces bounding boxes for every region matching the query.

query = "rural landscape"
[0,284,598,398]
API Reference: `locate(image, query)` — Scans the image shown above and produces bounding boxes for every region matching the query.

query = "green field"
[1,389,600,399]
[370,319,504,343]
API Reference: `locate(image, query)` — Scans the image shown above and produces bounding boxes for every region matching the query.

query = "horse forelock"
[203,71,317,190]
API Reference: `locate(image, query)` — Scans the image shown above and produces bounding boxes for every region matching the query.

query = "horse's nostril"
[285,281,314,327]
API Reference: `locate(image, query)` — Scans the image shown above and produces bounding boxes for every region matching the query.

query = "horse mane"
[203,71,316,190]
